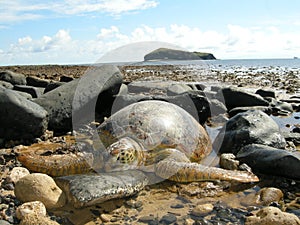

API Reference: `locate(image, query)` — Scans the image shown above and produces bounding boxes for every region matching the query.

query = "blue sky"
[1,0,300,65]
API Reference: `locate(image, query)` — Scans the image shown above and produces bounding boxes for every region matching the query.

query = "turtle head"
[104,137,144,172]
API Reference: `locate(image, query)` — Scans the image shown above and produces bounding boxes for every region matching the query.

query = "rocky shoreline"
[0,64,300,225]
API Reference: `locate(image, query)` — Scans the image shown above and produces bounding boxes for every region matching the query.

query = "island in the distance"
[144,48,216,61]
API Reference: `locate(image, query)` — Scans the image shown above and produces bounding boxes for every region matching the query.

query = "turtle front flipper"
[18,152,94,177]
[154,150,259,183]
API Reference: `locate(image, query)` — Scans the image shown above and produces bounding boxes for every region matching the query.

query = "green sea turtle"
[18,100,259,183]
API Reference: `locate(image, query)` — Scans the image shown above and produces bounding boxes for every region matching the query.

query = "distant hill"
[144,48,216,61]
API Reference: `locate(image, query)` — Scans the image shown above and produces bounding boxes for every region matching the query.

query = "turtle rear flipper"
[155,158,259,183]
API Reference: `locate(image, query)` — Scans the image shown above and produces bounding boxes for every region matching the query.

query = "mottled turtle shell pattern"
[98,100,212,162]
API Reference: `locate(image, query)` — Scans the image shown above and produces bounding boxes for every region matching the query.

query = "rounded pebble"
[256,187,284,206]
[16,201,47,220]
[138,215,157,223]
[191,203,214,217]
[160,213,177,224]
[14,173,66,209]
[100,213,112,222]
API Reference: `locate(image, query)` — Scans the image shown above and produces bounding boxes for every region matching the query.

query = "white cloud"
[2,24,300,65]
[0,0,158,23]
[59,0,158,15]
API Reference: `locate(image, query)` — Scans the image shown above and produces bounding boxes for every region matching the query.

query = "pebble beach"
[1,62,300,225]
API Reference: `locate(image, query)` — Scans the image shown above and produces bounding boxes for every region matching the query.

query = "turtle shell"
[98,100,212,162]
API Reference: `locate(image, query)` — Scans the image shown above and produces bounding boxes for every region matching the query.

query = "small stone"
[14,173,66,209]
[138,215,157,223]
[255,187,284,206]
[246,206,300,225]
[160,213,177,224]
[16,201,47,220]
[170,203,184,209]
[7,167,30,184]
[191,203,214,217]
[184,218,195,225]
[100,213,112,222]
[220,153,239,170]
[125,199,143,208]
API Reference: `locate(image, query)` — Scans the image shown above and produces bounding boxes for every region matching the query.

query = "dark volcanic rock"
[255,88,276,98]
[13,85,44,98]
[0,70,26,85]
[213,110,286,154]
[237,144,300,179]
[59,75,73,82]
[34,65,122,132]
[0,89,48,140]
[44,82,65,93]
[217,86,269,110]
[26,76,51,87]
[55,171,149,208]
[228,106,271,117]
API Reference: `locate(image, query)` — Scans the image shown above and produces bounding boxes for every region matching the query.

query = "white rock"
[7,167,30,184]
[14,173,66,209]
[16,201,47,220]
[191,203,214,217]
[246,206,300,225]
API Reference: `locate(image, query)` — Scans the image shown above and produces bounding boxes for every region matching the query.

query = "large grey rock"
[213,110,286,154]
[34,65,122,132]
[217,86,269,110]
[237,144,300,179]
[0,89,48,140]
[55,170,149,208]
[0,70,26,85]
